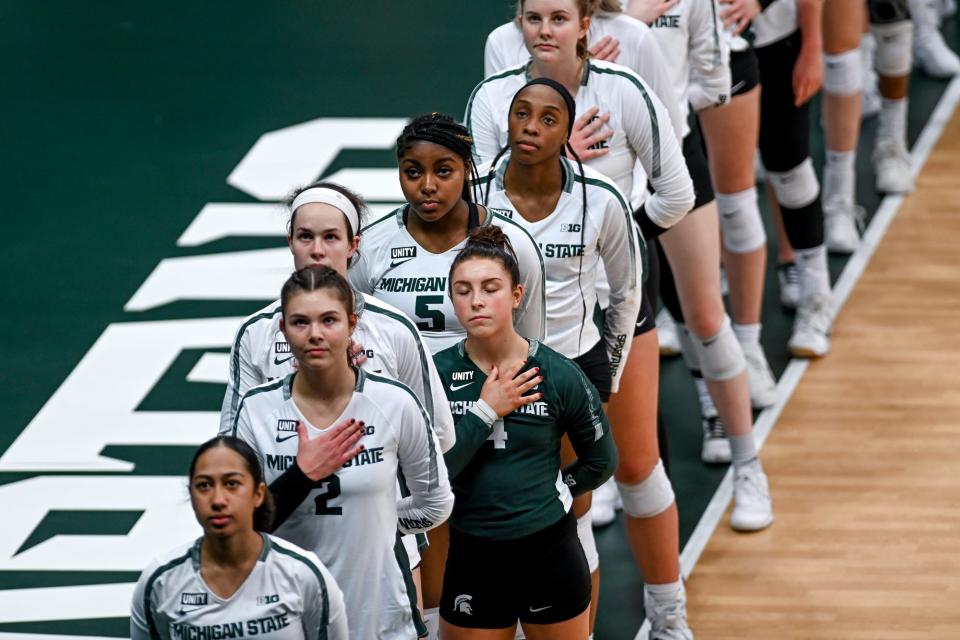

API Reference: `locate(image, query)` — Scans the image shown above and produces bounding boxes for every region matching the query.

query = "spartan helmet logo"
[454,594,473,615]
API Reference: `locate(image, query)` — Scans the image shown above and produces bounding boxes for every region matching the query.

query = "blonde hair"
[517,0,595,60]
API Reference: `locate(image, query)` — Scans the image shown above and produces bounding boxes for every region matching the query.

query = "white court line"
[635,74,960,640]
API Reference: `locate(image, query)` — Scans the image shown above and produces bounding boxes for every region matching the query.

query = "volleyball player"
[130,436,348,640]
[434,225,617,640]
[231,266,454,640]
[478,78,692,639]
[219,182,454,451]
[696,12,778,423]
[348,113,546,356]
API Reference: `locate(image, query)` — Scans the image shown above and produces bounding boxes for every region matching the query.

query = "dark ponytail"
[448,225,522,293]
[189,436,276,532]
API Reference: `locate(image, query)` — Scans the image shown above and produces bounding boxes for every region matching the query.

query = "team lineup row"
[131,0,958,639]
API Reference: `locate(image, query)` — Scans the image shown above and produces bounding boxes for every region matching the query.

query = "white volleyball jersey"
[231,370,453,640]
[465,59,694,231]
[219,293,455,452]
[752,0,797,48]
[476,155,642,392]
[130,533,348,640]
[348,207,547,354]
[648,0,730,133]
[484,13,685,142]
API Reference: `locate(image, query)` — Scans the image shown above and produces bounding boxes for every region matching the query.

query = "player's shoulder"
[358,206,405,243]
[238,375,289,411]
[592,11,652,39]
[266,535,329,584]
[488,208,540,249]
[235,300,282,341]
[139,538,199,586]
[530,340,588,383]
[360,293,420,336]
[569,159,630,211]
[469,62,527,103]
[360,369,423,412]
[487,20,523,49]
[431,340,466,376]
[586,58,652,93]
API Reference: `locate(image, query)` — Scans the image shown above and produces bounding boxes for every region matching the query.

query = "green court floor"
[1,3,956,638]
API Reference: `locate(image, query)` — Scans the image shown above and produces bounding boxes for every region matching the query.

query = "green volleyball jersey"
[433,339,617,540]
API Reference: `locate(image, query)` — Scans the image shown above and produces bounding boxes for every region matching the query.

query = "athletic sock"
[879,97,908,145]
[733,322,761,347]
[645,579,684,605]
[693,374,717,418]
[794,244,831,301]
[729,433,759,467]
[824,149,856,204]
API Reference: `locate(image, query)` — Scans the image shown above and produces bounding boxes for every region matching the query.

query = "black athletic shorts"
[730,48,760,96]
[573,336,612,403]
[439,512,591,629]
[683,114,715,210]
[635,235,658,336]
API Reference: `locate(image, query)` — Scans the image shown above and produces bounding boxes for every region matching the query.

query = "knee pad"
[576,513,600,573]
[676,322,701,372]
[823,49,864,96]
[872,20,913,76]
[693,316,746,381]
[716,187,767,254]
[766,158,820,210]
[617,460,675,519]
[423,608,440,640]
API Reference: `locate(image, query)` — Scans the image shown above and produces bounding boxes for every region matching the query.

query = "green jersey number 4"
[415,295,446,332]
[488,419,508,449]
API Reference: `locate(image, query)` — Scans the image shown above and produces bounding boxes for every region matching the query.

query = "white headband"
[290,187,360,235]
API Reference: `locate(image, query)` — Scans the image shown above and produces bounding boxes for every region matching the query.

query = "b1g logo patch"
[560,223,582,232]
[257,594,280,605]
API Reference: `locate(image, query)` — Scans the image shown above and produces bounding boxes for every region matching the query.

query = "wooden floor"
[685,110,960,638]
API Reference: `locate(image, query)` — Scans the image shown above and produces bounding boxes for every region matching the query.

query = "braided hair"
[396,113,481,204]
[483,78,592,352]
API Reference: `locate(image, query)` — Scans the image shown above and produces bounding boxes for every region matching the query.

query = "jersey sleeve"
[596,191,643,393]
[506,221,547,343]
[687,0,732,112]
[219,322,264,435]
[129,561,156,640]
[622,70,695,235]
[393,321,457,452]
[555,359,618,497]
[300,551,349,640]
[394,390,454,534]
[465,81,506,165]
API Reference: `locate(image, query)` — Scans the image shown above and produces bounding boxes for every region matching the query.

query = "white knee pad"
[872,20,913,76]
[823,49,864,96]
[676,322,701,372]
[693,315,746,381]
[716,187,767,254]
[766,158,820,210]
[617,460,675,519]
[576,512,600,573]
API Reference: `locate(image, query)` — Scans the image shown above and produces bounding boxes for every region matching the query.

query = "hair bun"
[466,224,511,250]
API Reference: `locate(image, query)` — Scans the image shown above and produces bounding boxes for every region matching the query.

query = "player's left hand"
[792,48,823,106]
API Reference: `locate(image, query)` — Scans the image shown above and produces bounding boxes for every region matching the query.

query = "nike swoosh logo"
[275,433,297,443]
[529,605,552,613]
[274,355,293,366]
[178,607,206,615]
[730,79,746,94]
[450,381,474,391]
[390,257,415,268]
